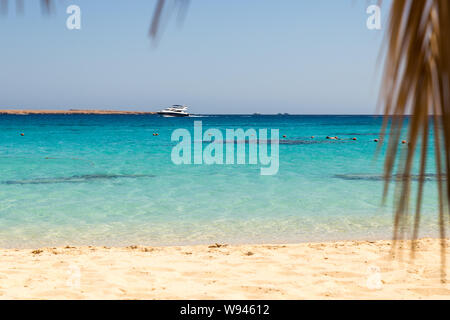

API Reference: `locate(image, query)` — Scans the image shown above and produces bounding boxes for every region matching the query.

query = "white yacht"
[157,105,190,117]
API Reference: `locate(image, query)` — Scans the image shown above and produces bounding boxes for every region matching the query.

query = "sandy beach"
[0,238,448,300]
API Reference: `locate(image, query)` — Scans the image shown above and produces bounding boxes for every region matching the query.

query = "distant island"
[0,109,156,115]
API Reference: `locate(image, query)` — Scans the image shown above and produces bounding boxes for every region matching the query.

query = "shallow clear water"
[0,114,442,248]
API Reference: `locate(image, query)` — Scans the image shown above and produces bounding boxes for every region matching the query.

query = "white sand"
[0,238,449,299]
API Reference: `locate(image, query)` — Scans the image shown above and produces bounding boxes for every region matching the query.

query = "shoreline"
[0,109,156,115]
[1,237,449,299]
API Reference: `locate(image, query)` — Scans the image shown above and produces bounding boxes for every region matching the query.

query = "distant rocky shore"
[0,109,156,115]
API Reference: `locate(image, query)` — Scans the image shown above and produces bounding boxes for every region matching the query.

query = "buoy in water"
[402,140,406,144]
[283,135,287,138]
[20,133,24,136]
[352,137,357,141]
[311,136,314,139]
[374,139,379,142]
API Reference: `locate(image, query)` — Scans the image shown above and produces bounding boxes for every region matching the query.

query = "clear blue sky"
[0,0,389,114]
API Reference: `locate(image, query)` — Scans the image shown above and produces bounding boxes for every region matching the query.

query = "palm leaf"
[1,0,187,36]
[149,0,189,40]
[380,0,450,281]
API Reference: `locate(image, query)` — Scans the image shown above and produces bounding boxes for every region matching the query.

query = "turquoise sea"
[0,115,442,248]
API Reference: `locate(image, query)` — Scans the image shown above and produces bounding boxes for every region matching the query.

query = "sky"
[0,0,390,114]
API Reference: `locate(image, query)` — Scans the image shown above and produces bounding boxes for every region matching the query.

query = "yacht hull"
[157,112,189,117]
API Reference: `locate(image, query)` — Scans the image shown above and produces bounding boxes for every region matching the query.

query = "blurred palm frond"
[149,0,190,40]
[40,0,51,13]
[0,0,8,15]
[1,0,51,15]
[2,0,189,39]
[380,0,450,281]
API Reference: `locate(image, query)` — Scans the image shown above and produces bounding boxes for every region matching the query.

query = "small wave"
[280,139,342,145]
[334,173,444,181]
[335,133,382,136]
[3,174,156,185]
[198,139,334,145]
